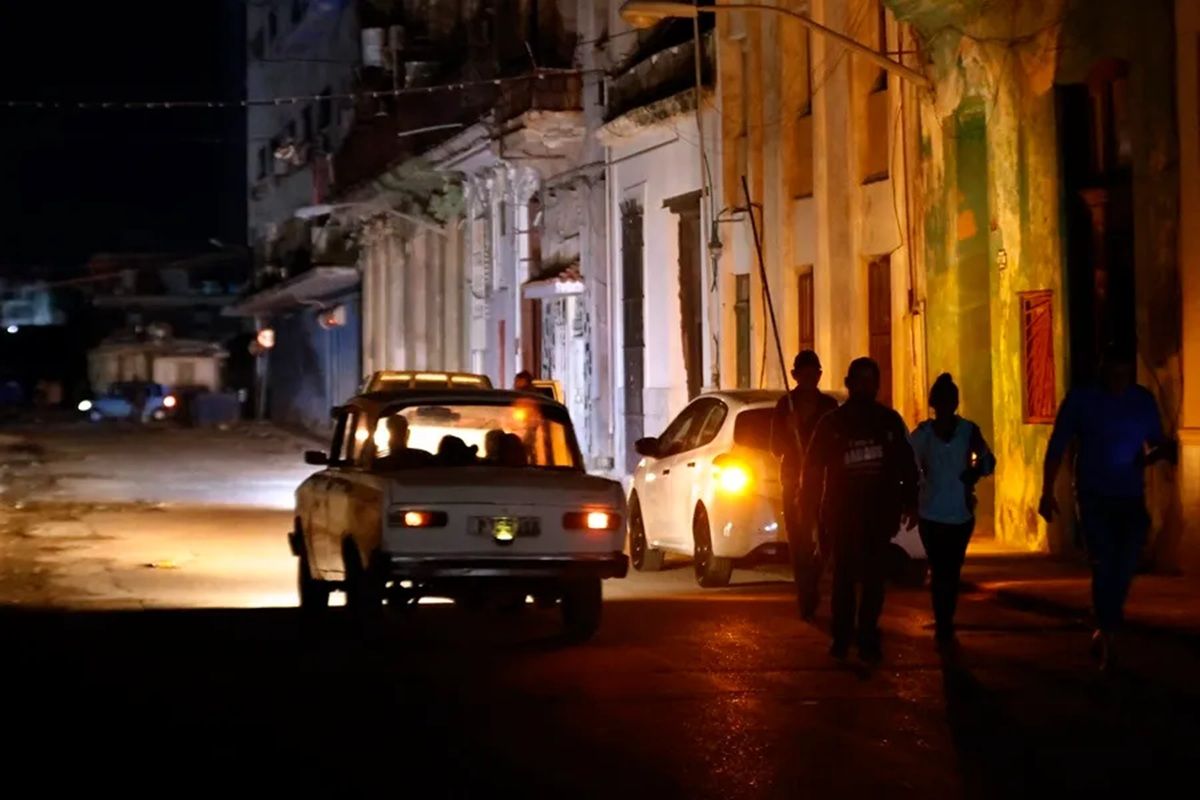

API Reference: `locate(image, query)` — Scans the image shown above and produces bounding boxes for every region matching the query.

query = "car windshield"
[732,408,775,451]
[373,399,583,470]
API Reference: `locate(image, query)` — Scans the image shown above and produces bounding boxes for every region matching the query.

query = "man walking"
[800,357,918,662]
[1039,343,1175,670]
[770,350,839,619]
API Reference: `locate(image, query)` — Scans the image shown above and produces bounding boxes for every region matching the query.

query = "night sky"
[0,0,246,274]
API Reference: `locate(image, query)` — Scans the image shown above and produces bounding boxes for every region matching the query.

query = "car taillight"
[713,453,751,494]
[388,509,448,528]
[563,510,620,531]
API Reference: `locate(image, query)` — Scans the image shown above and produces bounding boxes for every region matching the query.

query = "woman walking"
[910,374,996,648]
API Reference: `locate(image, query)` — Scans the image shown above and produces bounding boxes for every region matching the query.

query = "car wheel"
[560,577,602,643]
[693,505,733,588]
[343,540,384,620]
[297,544,331,616]
[628,493,665,572]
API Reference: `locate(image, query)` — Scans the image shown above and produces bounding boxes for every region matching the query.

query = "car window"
[657,401,706,457]
[733,408,774,451]
[347,413,371,464]
[689,400,728,450]
[372,399,583,470]
[329,411,350,462]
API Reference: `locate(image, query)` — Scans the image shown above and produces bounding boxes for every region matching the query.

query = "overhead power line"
[0,68,594,111]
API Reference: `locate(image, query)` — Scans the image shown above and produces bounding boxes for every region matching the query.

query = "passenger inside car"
[374,415,434,469]
[498,433,528,467]
[436,435,479,467]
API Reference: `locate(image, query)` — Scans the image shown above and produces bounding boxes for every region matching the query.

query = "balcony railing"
[495,72,583,124]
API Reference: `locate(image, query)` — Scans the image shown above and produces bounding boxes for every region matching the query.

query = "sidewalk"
[961,541,1200,646]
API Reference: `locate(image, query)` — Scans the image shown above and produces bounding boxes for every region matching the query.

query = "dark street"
[3,425,1198,796]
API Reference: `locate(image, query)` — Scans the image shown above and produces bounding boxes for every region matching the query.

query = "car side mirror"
[634,437,660,457]
[304,450,329,466]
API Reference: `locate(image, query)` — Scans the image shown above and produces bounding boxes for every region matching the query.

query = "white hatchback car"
[291,388,627,641]
[628,390,927,587]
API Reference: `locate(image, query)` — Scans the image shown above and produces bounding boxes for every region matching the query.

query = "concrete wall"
[605,121,709,454]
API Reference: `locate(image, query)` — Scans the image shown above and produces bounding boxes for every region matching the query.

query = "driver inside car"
[374,415,434,469]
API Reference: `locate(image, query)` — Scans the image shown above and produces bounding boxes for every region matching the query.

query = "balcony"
[495,72,583,125]
[606,29,715,123]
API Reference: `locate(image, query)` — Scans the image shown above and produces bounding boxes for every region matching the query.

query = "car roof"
[701,388,849,409]
[343,389,569,415]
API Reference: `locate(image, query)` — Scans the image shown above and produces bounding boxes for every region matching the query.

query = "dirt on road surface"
[0,423,315,607]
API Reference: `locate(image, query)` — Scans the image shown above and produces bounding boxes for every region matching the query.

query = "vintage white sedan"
[290,387,627,641]
[629,390,927,588]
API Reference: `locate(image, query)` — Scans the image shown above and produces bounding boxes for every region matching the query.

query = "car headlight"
[77,400,93,412]
[563,510,620,531]
[162,395,177,409]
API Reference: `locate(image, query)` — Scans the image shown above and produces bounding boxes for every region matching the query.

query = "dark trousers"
[1078,495,1148,632]
[918,519,974,638]
[830,529,888,649]
[784,494,824,606]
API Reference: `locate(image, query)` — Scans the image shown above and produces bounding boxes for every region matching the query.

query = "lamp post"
[618,1,930,89]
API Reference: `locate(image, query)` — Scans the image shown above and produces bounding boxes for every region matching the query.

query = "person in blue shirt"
[910,373,996,649]
[1039,343,1176,670]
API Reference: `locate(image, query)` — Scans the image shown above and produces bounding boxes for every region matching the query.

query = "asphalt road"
[2,424,1198,797]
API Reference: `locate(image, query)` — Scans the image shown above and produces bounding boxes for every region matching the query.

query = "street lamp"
[618,1,930,89]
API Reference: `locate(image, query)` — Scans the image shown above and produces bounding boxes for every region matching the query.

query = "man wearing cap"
[771,350,839,619]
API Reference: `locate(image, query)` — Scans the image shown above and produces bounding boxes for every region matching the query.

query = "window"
[797,271,814,353]
[250,29,265,60]
[690,401,729,449]
[867,256,893,407]
[349,414,372,464]
[1021,291,1057,423]
[657,402,707,456]
[372,402,583,470]
[800,31,813,116]
[871,1,888,93]
[735,274,751,388]
[733,408,774,451]
[330,411,355,463]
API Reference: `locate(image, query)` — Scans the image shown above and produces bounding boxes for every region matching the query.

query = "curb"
[966,580,1200,650]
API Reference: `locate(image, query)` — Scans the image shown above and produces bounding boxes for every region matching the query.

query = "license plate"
[473,516,539,541]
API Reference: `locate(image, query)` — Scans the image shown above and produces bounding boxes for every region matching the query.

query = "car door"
[308,409,354,575]
[324,410,372,577]
[641,401,708,548]
[667,399,728,542]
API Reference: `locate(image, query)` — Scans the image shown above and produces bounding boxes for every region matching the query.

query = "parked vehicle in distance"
[291,386,627,641]
[78,381,178,423]
[628,390,927,588]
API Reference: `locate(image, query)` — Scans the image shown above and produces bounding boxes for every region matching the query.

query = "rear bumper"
[384,552,629,580]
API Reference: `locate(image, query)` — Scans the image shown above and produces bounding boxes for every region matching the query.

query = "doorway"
[1058,59,1136,385]
[621,199,645,474]
[666,190,705,400]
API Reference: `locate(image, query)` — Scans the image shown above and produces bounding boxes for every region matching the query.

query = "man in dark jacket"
[800,357,918,662]
[770,350,839,618]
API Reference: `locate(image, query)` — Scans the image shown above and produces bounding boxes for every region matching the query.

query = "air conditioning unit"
[361,28,385,67]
